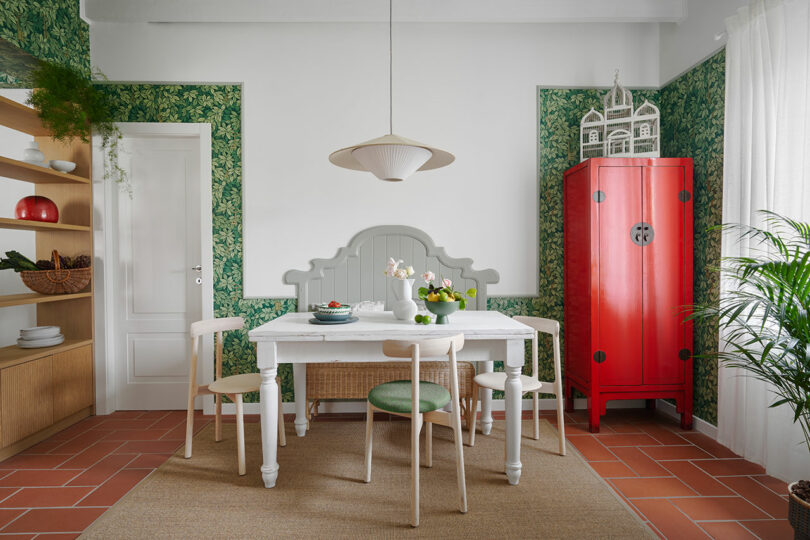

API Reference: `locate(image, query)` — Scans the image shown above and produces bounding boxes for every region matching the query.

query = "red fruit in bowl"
[15,196,58,223]
[328,301,341,308]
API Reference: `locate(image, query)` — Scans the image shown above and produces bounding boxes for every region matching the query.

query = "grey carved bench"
[284,225,499,426]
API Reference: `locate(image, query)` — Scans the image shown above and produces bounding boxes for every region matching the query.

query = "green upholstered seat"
[368,380,451,414]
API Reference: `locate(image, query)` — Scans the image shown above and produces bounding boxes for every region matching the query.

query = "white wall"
[659,0,749,84]
[91,21,660,297]
[0,90,37,347]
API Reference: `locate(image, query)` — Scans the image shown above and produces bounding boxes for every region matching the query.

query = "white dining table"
[248,310,534,488]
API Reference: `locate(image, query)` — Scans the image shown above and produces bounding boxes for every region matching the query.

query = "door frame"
[93,122,214,415]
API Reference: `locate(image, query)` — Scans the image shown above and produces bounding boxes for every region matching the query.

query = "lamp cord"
[389,0,393,135]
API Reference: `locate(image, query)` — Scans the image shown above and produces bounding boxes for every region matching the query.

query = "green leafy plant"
[27,61,130,195]
[690,211,810,458]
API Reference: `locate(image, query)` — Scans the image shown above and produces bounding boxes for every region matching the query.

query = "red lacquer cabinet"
[563,158,693,432]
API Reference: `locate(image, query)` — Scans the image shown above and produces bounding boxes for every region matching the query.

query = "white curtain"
[720,0,810,482]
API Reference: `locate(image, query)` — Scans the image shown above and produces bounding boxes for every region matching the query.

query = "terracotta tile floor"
[0,408,793,539]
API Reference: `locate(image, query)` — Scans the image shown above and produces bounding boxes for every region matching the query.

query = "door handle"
[191,265,202,272]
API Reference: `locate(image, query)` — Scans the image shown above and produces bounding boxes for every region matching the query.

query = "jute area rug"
[81,419,652,539]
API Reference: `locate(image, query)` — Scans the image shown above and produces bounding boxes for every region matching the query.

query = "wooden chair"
[364,334,467,527]
[469,316,566,456]
[184,316,286,476]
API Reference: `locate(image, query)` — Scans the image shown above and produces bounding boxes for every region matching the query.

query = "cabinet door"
[642,166,686,384]
[1,356,54,447]
[53,345,94,422]
[597,165,643,386]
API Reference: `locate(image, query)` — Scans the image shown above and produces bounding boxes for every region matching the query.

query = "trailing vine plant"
[27,61,131,196]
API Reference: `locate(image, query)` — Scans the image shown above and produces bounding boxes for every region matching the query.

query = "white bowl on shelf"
[19,326,61,340]
[17,334,65,348]
[49,160,76,173]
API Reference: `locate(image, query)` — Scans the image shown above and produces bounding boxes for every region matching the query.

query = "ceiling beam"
[83,0,686,24]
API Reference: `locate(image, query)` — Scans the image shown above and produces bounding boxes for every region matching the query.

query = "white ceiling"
[82,0,687,24]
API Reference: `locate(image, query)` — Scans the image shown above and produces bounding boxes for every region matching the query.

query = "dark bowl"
[312,311,352,322]
[424,300,460,324]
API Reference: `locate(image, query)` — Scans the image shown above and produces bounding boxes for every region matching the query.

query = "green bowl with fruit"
[424,300,460,324]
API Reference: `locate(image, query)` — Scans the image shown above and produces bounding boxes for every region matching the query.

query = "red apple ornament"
[15,196,59,223]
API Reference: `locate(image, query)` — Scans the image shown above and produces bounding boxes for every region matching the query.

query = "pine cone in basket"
[71,255,91,269]
[50,252,70,268]
[793,480,810,503]
[36,259,55,270]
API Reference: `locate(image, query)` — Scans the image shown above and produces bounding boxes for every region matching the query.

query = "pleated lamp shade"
[329,133,454,182]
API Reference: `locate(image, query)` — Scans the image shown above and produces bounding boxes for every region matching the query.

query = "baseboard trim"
[219,398,648,416]
[655,399,718,439]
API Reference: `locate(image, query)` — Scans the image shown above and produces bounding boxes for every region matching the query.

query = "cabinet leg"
[646,399,656,410]
[680,410,693,430]
[587,396,601,433]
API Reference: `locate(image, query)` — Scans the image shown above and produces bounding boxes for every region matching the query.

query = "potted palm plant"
[691,211,809,539]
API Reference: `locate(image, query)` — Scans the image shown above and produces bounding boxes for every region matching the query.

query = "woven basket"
[306,361,475,401]
[789,482,810,540]
[305,361,477,424]
[20,250,91,295]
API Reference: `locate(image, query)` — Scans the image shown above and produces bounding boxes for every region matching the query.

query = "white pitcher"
[391,278,417,321]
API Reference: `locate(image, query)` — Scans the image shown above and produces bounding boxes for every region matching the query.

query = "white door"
[114,135,203,409]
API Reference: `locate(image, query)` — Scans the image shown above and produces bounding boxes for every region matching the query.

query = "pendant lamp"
[329,0,454,181]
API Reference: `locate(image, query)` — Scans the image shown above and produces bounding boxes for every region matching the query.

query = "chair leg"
[235,393,246,476]
[411,413,421,527]
[468,382,479,447]
[425,422,433,468]
[555,383,566,457]
[276,376,286,447]
[533,391,540,440]
[364,401,373,483]
[215,393,222,442]
[451,390,468,514]
[184,389,195,459]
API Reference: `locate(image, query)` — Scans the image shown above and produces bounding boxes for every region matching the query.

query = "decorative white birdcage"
[579,71,660,162]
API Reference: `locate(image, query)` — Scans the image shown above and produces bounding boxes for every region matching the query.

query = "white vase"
[23,141,45,165]
[391,278,418,321]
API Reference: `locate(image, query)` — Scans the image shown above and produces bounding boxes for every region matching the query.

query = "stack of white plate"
[17,326,64,348]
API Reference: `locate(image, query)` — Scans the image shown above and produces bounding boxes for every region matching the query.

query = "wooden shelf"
[0,339,92,371]
[0,218,90,233]
[0,96,49,136]
[0,156,90,185]
[0,291,92,308]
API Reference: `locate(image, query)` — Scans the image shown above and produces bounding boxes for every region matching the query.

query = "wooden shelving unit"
[0,95,48,136]
[0,156,90,185]
[0,217,90,232]
[0,338,93,370]
[0,95,95,460]
[0,291,92,308]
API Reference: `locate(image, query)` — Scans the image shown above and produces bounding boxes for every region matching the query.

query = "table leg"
[479,360,494,436]
[504,339,523,485]
[258,342,279,488]
[293,363,308,437]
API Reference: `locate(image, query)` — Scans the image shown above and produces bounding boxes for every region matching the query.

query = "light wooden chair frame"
[184,316,286,476]
[364,334,467,527]
[469,316,566,456]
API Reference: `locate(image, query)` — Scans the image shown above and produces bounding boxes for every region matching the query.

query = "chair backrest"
[513,316,559,337]
[284,225,499,311]
[190,316,244,338]
[189,317,245,386]
[382,334,465,416]
[382,334,465,359]
[513,316,560,380]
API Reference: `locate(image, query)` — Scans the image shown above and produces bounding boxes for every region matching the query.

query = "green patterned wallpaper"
[659,50,725,424]
[0,0,89,86]
[535,50,725,424]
